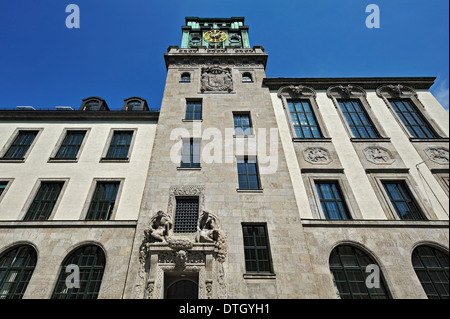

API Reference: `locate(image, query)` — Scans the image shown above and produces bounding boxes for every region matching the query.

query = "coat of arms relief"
[200,65,233,93]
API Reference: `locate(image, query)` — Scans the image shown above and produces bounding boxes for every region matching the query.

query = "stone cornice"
[164,46,268,69]
[0,110,160,122]
[263,77,437,91]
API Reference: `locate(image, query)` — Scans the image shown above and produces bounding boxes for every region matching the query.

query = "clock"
[204,30,228,43]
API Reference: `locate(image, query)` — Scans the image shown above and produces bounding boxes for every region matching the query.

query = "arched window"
[0,245,37,299]
[412,245,449,299]
[242,72,253,83]
[181,73,191,83]
[52,245,106,299]
[329,245,391,299]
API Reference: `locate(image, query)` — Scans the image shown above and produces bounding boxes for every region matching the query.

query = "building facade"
[0,17,448,299]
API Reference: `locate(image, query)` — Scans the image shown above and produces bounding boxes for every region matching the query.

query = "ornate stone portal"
[138,210,228,299]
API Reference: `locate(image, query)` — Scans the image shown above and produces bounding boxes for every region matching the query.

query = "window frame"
[20,179,69,221]
[100,129,137,163]
[367,173,437,221]
[233,112,254,137]
[287,98,324,139]
[314,181,352,220]
[277,85,331,141]
[49,128,90,163]
[329,244,392,299]
[236,156,263,191]
[327,85,389,141]
[412,245,449,300]
[0,129,43,162]
[303,173,363,220]
[0,179,13,203]
[51,245,106,299]
[0,245,38,299]
[242,223,275,275]
[179,138,201,169]
[336,99,381,139]
[80,178,125,221]
[184,99,203,122]
[376,84,446,141]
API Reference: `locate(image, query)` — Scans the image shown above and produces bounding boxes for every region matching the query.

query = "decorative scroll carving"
[277,85,316,99]
[304,147,332,165]
[376,84,417,98]
[327,85,367,99]
[424,147,449,165]
[200,65,233,92]
[363,147,395,165]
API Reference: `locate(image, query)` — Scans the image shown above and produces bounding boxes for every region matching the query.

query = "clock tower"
[181,17,251,49]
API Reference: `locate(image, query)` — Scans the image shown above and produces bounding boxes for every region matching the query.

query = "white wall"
[0,121,157,220]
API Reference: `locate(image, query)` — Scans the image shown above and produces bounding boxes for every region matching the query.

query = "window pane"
[3,131,38,159]
[24,182,64,221]
[389,99,437,139]
[85,182,119,221]
[51,245,105,299]
[329,245,390,299]
[288,99,322,139]
[106,132,133,159]
[383,181,425,221]
[0,246,37,299]
[242,225,272,273]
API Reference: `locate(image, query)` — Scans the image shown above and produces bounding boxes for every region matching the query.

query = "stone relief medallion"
[424,147,450,165]
[363,147,395,165]
[303,147,332,165]
[200,65,233,92]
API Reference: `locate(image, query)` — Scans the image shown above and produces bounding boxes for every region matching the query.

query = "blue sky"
[0,0,448,110]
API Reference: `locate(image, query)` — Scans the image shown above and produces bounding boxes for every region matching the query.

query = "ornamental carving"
[363,147,395,165]
[304,147,332,165]
[277,85,316,99]
[327,85,367,99]
[200,65,233,92]
[424,147,449,165]
[376,84,417,98]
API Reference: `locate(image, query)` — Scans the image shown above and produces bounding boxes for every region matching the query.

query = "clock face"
[204,30,228,43]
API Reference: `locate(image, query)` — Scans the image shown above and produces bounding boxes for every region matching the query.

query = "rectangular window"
[0,182,8,197]
[242,224,273,274]
[55,131,86,159]
[237,157,261,190]
[105,131,133,159]
[234,113,253,136]
[382,181,426,220]
[24,182,64,221]
[389,99,437,139]
[174,198,199,233]
[288,99,323,139]
[185,100,202,121]
[180,139,201,168]
[85,182,120,221]
[338,100,379,139]
[315,181,351,220]
[3,131,38,159]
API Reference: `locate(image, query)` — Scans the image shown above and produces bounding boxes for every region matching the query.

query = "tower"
[123,17,318,299]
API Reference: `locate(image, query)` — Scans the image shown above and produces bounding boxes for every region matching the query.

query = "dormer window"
[242,73,253,83]
[122,97,149,111]
[80,97,109,111]
[180,73,191,83]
